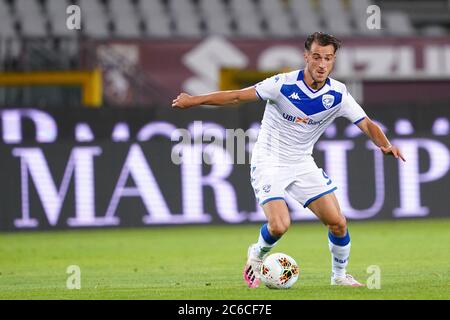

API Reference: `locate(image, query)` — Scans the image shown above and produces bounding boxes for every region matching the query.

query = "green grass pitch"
[0,218,449,300]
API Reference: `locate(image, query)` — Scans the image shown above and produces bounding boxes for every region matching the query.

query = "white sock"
[255,233,276,258]
[254,223,280,259]
[328,230,351,277]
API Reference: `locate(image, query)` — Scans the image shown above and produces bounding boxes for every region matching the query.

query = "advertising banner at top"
[87,36,450,106]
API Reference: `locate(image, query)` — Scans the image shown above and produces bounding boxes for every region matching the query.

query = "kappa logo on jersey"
[282,113,309,124]
[288,92,301,100]
[322,94,335,109]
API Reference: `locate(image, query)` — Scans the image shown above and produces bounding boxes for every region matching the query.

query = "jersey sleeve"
[339,88,367,124]
[254,73,284,102]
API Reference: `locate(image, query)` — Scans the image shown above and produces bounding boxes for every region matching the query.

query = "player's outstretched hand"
[172,93,195,109]
[380,145,406,162]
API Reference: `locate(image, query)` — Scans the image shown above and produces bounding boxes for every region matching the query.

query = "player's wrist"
[380,143,392,154]
[189,95,203,107]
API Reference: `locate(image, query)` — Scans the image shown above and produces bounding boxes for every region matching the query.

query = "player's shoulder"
[328,76,347,94]
[268,70,300,85]
[283,70,302,83]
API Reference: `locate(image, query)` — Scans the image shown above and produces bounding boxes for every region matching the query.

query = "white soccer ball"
[260,253,299,289]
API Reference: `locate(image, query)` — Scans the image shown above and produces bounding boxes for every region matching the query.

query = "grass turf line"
[0,218,449,299]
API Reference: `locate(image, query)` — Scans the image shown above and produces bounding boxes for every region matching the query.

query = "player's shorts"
[250,158,337,208]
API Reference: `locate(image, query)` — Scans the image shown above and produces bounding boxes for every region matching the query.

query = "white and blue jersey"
[253,69,366,165]
[250,69,367,207]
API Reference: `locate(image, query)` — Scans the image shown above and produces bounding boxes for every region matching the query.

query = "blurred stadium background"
[0,0,449,300]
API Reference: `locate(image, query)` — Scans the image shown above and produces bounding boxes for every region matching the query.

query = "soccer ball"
[260,253,299,289]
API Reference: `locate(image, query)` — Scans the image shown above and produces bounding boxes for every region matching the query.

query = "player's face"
[304,42,336,83]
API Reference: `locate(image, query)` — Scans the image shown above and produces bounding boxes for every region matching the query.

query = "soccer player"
[172,32,405,288]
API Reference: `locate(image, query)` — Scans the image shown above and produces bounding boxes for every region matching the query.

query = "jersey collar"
[297,69,331,94]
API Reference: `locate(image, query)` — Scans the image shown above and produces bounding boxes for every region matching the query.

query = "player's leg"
[255,199,291,258]
[244,199,291,288]
[307,192,364,286]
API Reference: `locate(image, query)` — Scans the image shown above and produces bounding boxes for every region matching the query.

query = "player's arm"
[172,87,259,109]
[356,117,406,162]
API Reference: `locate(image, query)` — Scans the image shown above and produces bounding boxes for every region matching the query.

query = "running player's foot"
[243,244,265,288]
[331,274,365,287]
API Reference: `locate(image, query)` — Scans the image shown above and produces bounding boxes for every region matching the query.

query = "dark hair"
[304,32,342,53]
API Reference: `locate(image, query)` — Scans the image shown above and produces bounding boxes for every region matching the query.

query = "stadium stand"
[138,0,172,37]
[47,0,76,37]
[78,0,110,38]
[290,0,322,36]
[14,0,48,37]
[0,1,16,39]
[229,0,264,37]
[259,0,292,37]
[199,0,232,36]
[319,0,353,36]
[169,0,203,37]
[350,0,382,36]
[0,0,449,107]
[109,0,141,38]
[0,0,449,40]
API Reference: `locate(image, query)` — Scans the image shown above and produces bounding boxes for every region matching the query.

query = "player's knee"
[328,216,347,237]
[268,219,290,238]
